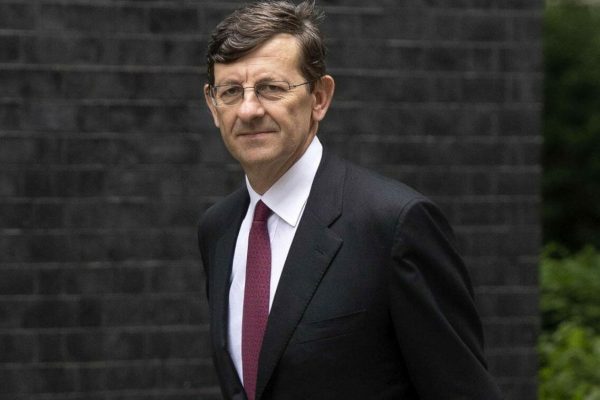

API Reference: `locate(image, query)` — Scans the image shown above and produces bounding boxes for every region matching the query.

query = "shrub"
[540,245,600,333]
[539,322,600,400]
[539,246,600,399]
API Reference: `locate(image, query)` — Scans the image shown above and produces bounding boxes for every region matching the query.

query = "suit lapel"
[256,152,346,399]
[213,221,243,349]
[210,188,249,394]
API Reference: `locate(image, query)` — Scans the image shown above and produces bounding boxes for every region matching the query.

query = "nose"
[236,89,265,122]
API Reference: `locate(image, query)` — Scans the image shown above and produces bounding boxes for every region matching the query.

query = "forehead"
[213,34,303,83]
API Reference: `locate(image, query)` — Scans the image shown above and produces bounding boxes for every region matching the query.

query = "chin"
[237,151,277,168]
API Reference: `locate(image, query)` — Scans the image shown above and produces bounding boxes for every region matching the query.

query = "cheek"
[285,100,312,126]
[217,112,234,133]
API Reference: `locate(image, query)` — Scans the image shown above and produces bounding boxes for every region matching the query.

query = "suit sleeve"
[388,198,503,399]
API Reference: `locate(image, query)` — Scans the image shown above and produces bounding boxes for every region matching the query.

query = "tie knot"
[253,200,271,222]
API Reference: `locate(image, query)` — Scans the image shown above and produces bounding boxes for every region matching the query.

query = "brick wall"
[0,0,542,399]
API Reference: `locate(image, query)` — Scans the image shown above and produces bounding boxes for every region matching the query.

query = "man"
[198,1,503,399]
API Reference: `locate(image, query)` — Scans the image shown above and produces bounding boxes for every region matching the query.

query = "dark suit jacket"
[198,150,503,400]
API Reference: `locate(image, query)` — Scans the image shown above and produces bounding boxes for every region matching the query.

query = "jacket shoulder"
[197,186,248,240]
[342,159,429,209]
[336,158,455,241]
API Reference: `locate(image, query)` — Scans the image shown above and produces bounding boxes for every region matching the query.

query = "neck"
[245,163,287,195]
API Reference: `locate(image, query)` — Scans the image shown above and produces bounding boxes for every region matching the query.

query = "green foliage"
[541,245,600,333]
[543,1,600,250]
[539,246,600,399]
[539,323,600,400]
[541,1,600,397]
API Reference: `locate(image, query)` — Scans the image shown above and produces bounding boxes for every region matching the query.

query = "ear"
[311,75,335,122]
[204,83,221,128]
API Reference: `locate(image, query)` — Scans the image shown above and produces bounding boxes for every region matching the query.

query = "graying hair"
[206,0,327,89]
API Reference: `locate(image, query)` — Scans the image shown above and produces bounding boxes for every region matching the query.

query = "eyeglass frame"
[207,79,316,107]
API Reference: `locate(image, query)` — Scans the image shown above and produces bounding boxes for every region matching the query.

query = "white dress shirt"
[227,136,323,383]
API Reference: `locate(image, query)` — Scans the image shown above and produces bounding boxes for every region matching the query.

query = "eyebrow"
[214,79,242,86]
[215,74,289,87]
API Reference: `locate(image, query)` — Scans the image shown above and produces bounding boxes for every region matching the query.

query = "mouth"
[236,130,277,137]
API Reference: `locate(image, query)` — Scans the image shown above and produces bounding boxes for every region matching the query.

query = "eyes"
[210,80,311,106]
[258,83,289,97]
[214,81,289,103]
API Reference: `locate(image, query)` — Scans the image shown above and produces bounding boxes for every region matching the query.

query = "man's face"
[204,34,332,183]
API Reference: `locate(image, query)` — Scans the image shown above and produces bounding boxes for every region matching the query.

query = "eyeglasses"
[209,80,312,106]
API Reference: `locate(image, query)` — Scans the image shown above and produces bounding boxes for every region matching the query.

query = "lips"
[236,130,277,137]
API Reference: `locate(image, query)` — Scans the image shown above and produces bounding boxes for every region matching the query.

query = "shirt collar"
[246,136,323,227]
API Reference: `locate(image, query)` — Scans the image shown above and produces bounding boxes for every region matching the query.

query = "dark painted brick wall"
[0,0,542,399]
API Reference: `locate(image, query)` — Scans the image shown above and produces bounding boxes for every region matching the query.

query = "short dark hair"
[206,0,327,88]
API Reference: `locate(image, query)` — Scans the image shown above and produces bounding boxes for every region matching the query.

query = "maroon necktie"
[242,200,272,400]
